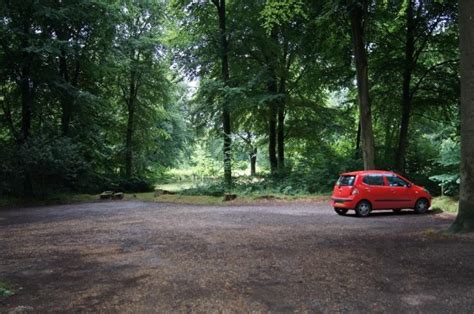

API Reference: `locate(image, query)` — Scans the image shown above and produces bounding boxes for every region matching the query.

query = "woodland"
[1,0,473,231]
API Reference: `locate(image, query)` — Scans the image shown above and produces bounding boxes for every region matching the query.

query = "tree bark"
[20,67,32,143]
[349,0,376,170]
[59,48,72,136]
[250,147,257,176]
[355,121,361,158]
[277,79,285,172]
[125,70,137,179]
[395,0,415,173]
[214,0,232,191]
[450,0,474,233]
[19,21,34,197]
[267,75,278,175]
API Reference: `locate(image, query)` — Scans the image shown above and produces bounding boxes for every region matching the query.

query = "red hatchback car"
[331,170,432,217]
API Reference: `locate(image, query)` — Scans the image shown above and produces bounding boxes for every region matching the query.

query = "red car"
[331,170,432,217]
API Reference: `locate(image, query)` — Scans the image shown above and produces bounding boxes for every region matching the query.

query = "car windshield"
[337,175,355,186]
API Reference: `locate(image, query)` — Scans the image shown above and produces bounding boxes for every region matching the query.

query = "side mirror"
[406,183,412,188]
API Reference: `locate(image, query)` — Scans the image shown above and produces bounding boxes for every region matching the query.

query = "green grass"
[0,280,14,297]
[0,186,330,208]
[431,196,459,214]
[156,181,196,192]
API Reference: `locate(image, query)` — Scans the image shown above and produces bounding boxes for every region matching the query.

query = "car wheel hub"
[359,204,370,215]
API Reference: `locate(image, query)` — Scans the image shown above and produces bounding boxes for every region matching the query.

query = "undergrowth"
[431,196,459,213]
[0,280,14,297]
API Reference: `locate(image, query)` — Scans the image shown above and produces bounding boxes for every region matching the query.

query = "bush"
[429,138,460,196]
[115,177,155,193]
[180,181,225,196]
[0,136,90,197]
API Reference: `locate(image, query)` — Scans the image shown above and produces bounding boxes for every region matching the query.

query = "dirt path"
[1,201,473,313]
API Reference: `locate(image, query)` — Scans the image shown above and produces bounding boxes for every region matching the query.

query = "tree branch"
[410,58,459,100]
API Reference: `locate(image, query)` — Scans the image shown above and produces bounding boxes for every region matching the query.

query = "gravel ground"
[0,200,473,313]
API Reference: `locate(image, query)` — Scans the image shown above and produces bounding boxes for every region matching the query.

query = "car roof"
[340,170,397,176]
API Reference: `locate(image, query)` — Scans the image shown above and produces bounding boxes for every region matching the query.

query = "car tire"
[414,198,429,214]
[355,200,371,217]
[334,208,348,216]
[392,209,402,214]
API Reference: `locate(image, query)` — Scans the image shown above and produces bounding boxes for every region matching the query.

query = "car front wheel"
[334,208,348,216]
[414,198,429,214]
[355,200,371,217]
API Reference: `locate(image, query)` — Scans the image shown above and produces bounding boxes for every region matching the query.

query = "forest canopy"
[0,0,460,198]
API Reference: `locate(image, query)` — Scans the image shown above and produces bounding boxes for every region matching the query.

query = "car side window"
[386,176,408,187]
[362,175,385,186]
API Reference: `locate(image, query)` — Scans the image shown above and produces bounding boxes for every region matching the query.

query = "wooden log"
[100,191,114,200]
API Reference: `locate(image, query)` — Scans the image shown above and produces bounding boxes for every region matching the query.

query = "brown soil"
[1,201,473,312]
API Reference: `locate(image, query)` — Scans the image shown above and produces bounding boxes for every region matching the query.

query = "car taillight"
[351,188,359,195]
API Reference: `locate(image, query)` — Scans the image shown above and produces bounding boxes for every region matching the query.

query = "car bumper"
[331,197,357,209]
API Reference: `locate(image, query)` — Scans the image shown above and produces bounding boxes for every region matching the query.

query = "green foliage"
[115,177,155,193]
[431,196,459,213]
[0,280,14,297]
[430,138,460,195]
[260,0,308,32]
[0,0,189,197]
[0,0,461,200]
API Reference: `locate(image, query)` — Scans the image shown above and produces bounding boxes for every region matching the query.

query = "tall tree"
[396,0,415,173]
[211,0,232,190]
[348,0,375,170]
[450,0,474,233]
[394,0,458,173]
[115,2,168,179]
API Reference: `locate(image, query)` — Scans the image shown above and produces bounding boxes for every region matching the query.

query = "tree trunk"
[20,71,33,197]
[250,147,257,176]
[125,71,136,179]
[20,22,34,197]
[59,49,72,136]
[349,0,376,170]
[395,0,415,173]
[355,121,361,158]
[450,0,474,233]
[267,76,278,175]
[125,105,134,179]
[20,68,32,143]
[214,0,232,191]
[277,79,285,172]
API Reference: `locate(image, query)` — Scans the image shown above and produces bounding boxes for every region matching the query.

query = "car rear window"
[337,175,355,186]
[362,175,385,186]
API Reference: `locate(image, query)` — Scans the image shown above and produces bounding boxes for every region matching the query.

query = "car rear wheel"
[414,198,429,214]
[334,208,348,216]
[355,200,371,217]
